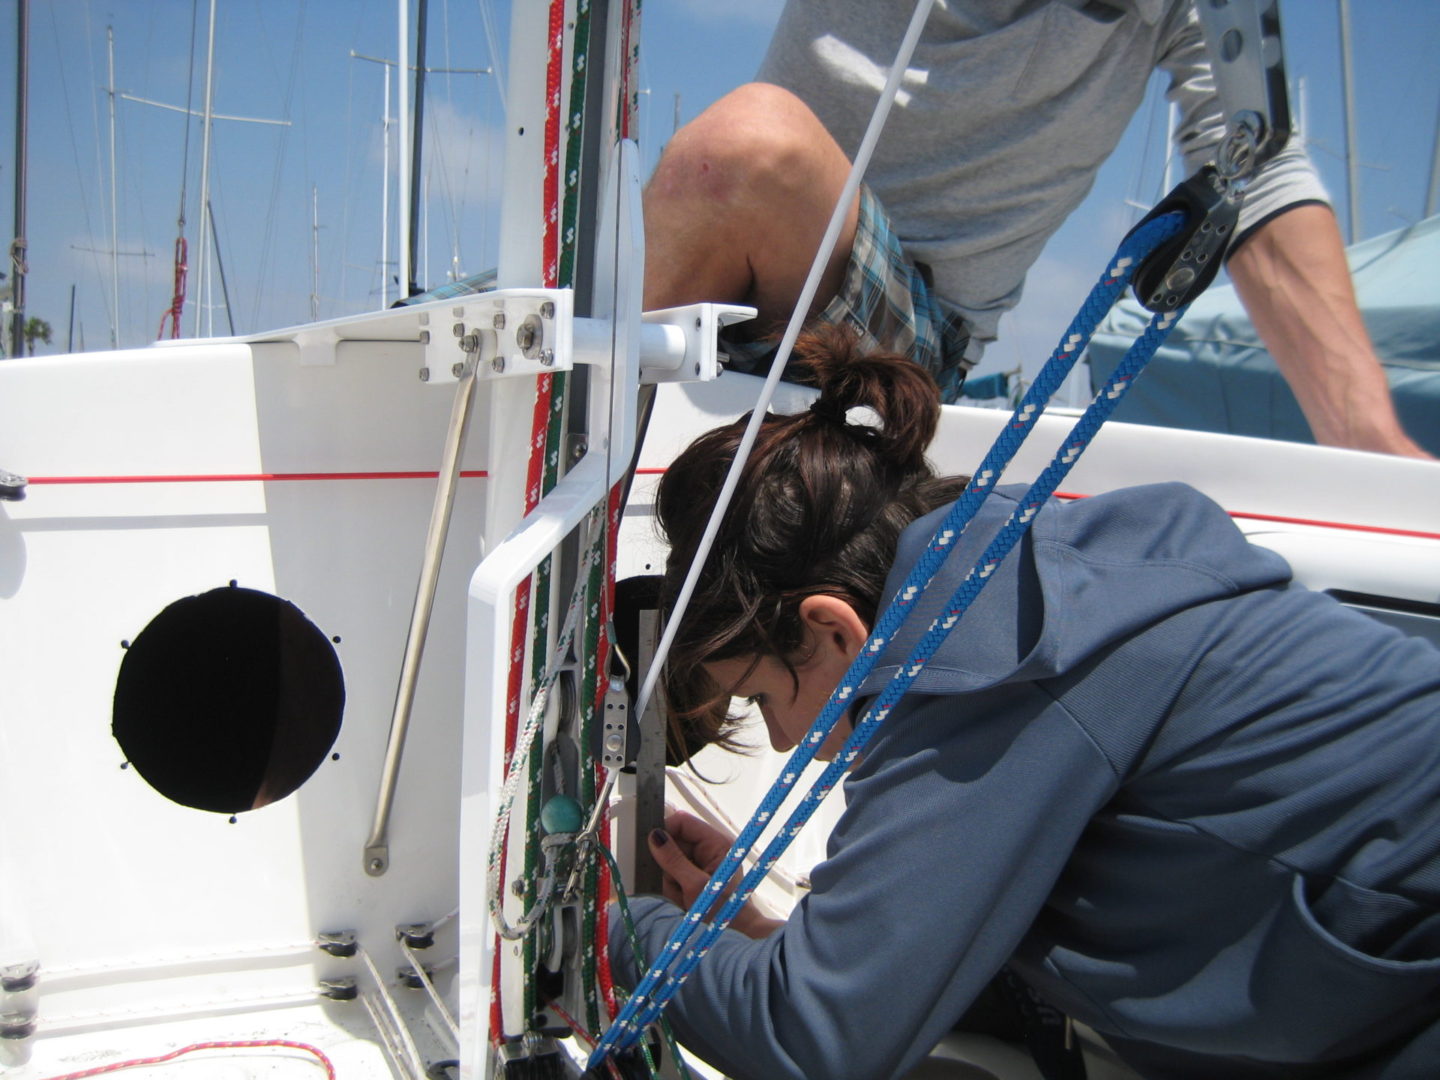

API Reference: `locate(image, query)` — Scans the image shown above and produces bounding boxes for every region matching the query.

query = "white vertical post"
[193,0,217,336]
[382,62,391,309]
[106,26,119,348]
[397,0,412,302]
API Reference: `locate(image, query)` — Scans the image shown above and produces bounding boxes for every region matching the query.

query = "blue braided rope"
[589,212,1187,1064]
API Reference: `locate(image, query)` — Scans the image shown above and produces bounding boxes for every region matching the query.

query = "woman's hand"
[647,811,784,940]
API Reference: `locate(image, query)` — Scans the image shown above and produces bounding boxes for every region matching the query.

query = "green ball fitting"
[540,794,584,835]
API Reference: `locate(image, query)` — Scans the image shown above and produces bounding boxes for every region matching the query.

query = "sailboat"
[2,3,1438,1080]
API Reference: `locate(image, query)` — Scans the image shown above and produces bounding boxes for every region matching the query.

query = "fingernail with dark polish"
[650,828,669,847]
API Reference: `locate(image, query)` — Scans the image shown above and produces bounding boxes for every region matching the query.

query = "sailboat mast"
[107,25,120,348]
[194,0,218,336]
[1338,0,1360,244]
[396,0,411,304]
[9,0,29,359]
[311,185,320,320]
[407,0,429,297]
[382,62,390,307]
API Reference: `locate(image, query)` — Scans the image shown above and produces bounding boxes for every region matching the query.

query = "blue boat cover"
[1087,214,1440,455]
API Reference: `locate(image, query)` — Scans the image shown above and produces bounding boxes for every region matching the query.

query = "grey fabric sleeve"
[1157,3,1331,238]
[609,687,1119,1080]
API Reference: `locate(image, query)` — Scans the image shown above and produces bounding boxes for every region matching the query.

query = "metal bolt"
[491,355,506,374]
[452,362,465,378]
[453,322,466,338]
[515,321,537,351]
[460,332,481,353]
[368,857,385,873]
[419,330,430,345]
[418,367,430,382]
[539,301,555,319]
[539,348,554,367]
[511,878,526,898]
[493,312,507,330]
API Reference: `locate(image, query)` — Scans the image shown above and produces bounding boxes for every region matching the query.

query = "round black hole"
[112,586,345,814]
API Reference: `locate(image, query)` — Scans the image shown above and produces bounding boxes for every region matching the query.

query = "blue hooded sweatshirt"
[613,483,1440,1079]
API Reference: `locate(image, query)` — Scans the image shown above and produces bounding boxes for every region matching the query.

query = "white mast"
[382,62,390,307]
[310,184,320,320]
[194,0,218,336]
[106,26,119,348]
[1338,0,1360,244]
[396,0,411,302]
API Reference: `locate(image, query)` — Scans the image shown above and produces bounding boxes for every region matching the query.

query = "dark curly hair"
[657,326,968,760]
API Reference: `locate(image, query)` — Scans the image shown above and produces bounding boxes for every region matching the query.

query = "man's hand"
[647,811,784,940]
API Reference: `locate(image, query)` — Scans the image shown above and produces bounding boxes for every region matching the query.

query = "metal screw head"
[419,330,431,345]
[452,362,465,378]
[453,322,466,338]
[539,348,554,367]
[460,332,481,353]
[515,321,537,351]
[418,367,430,382]
[492,312,507,330]
[490,355,506,374]
[539,300,555,319]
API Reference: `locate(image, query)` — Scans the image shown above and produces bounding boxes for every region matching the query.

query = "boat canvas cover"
[1086,213,1440,456]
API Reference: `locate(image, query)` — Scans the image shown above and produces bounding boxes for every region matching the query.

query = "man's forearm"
[1226,203,1429,458]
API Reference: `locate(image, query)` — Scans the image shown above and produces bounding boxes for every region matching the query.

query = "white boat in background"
[2,4,1439,1080]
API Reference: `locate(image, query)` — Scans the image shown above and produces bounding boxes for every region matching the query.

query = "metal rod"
[364,364,479,875]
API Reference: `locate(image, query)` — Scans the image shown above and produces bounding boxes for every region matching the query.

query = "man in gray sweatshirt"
[643,0,1430,458]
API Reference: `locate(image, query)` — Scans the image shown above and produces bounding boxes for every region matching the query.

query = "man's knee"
[648,83,842,207]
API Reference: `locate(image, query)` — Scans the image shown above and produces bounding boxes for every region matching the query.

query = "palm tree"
[23,316,52,356]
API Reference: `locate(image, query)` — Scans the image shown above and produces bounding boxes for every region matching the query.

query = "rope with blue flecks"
[589,210,1189,1065]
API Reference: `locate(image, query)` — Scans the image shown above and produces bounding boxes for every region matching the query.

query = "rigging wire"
[47,4,109,343]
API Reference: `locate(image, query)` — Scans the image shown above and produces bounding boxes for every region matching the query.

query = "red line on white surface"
[26,470,489,484]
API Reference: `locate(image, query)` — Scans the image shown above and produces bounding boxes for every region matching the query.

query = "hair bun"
[790,325,940,473]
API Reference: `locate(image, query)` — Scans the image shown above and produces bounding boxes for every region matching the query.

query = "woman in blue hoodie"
[610,328,1440,1080]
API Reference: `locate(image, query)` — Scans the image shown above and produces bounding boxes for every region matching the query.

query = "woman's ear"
[797,594,869,663]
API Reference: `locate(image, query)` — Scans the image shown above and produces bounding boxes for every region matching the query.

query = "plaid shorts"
[721,185,972,402]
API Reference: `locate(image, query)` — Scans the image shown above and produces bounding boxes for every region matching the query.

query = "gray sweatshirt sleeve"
[610,686,1121,1080]
[1156,3,1330,239]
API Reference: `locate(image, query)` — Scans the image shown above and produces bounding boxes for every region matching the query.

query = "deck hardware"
[419,367,431,382]
[540,301,555,319]
[0,1013,36,1039]
[460,333,481,354]
[491,355,506,374]
[514,313,543,359]
[397,966,432,990]
[539,348,555,367]
[452,363,465,378]
[396,924,435,949]
[0,469,26,502]
[492,312,506,330]
[318,977,359,1001]
[453,322,466,338]
[0,963,37,994]
[316,930,358,958]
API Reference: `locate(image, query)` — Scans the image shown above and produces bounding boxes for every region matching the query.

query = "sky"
[1,0,1438,382]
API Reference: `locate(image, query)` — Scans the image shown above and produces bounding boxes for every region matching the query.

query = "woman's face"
[703,646,854,760]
